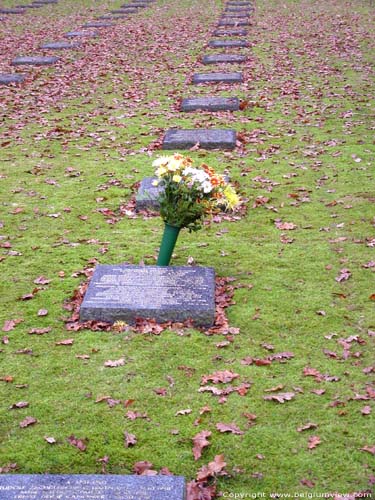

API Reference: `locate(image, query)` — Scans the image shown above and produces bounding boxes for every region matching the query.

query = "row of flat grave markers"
[161,0,253,151]
[83,2,254,331]
[137,0,253,209]
[0,0,156,86]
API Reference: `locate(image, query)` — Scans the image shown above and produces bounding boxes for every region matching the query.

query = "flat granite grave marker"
[0,8,24,13]
[192,72,243,84]
[209,39,249,48]
[202,54,247,64]
[223,11,251,17]
[181,96,240,112]
[218,18,249,26]
[40,41,80,50]
[213,28,248,36]
[11,56,59,66]
[0,73,25,85]
[0,474,186,500]
[64,30,98,38]
[82,21,114,27]
[80,265,216,327]
[163,129,236,150]
[136,177,164,210]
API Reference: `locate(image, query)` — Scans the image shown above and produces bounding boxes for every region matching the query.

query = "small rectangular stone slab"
[202,54,247,64]
[40,41,80,50]
[0,474,186,500]
[64,30,98,38]
[213,28,248,36]
[33,0,58,3]
[163,129,236,150]
[136,177,163,210]
[82,21,114,27]
[192,72,243,84]
[181,96,239,112]
[11,56,59,66]
[227,1,252,5]
[0,73,25,85]
[209,39,249,48]
[111,9,131,13]
[0,8,24,13]
[218,18,249,26]
[116,7,137,12]
[223,11,251,17]
[80,264,216,327]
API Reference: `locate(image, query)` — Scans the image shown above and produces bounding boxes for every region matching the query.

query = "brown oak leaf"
[192,430,211,461]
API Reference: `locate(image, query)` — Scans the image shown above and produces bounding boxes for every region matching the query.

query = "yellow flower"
[223,185,240,210]
[172,174,182,183]
[155,166,167,177]
[152,179,159,186]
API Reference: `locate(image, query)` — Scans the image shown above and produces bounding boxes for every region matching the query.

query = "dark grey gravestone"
[33,0,58,3]
[115,7,137,12]
[223,11,251,17]
[80,265,216,327]
[213,28,248,36]
[163,129,236,150]
[192,72,243,84]
[21,3,43,7]
[209,39,249,48]
[136,177,164,210]
[0,474,186,500]
[64,30,98,38]
[11,56,59,66]
[0,73,25,85]
[181,96,239,112]
[227,1,252,5]
[202,54,247,64]
[40,41,80,50]
[125,3,149,7]
[82,21,114,27]
[225,7,253,12]
[0,8,24,13]
[218,18,249,26]
[226,5,253,9]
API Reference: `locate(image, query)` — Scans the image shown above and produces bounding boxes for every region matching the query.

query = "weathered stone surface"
[202,54,247,64]
[227,1,252,5]
[80,264,216,327]
[40,41,80,50]
[209,39,249,48]
[0,474,186,500]
[111,9,131,14]
[192,72,243,84]
[11,56,59,66]
[223,11,251,17]
[0,8,24,13]
[82,21,114,27]
[218,18,249,26]
[125,3,149,7]
[0,73,25,85]
[136,177,164,210]
[213,28,248,36]
[181,96,239,112]
[163,129,236,150]
[64,30,98,38]
[33,0,58,3]
[116,7,137,12]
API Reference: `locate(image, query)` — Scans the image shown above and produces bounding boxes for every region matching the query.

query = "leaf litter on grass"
[0,0,375,496]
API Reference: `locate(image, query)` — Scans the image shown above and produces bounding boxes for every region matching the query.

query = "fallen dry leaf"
[124,431,137,448]
[19,416,37,428]
[216,423,244,435]
[104,358,125,367]
[192,430,211,461]
[308,435,321,449]
[264,392,296,403]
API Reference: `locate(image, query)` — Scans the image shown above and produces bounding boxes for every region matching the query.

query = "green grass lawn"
[0,0,374,496]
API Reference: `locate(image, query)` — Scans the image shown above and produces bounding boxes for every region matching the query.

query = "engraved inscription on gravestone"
[163,129,236,150]
[0,474,186,500]
[80,265,216,327]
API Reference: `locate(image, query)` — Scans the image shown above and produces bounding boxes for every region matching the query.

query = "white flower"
[152,156,172,168]
[201,181,213,193]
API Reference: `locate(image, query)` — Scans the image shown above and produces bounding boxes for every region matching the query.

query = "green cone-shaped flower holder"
[157,223,181,266]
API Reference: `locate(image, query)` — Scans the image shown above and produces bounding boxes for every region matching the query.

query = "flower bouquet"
[152,153,239,266]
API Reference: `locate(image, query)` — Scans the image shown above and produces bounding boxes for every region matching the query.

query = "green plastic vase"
[157,223,181,266]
